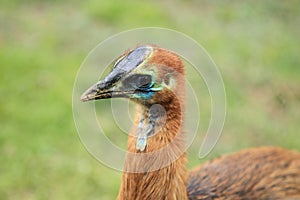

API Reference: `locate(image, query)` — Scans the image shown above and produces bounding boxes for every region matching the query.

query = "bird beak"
[80,63,134,102]
[80,46,153,102]
[80,66,136,101]
[80,80,114,102]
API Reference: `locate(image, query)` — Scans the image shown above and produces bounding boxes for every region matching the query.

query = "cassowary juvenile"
[81,45,300,200]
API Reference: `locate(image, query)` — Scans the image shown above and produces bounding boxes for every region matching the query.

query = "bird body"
[188,147,300,199]
[81,45,300,200]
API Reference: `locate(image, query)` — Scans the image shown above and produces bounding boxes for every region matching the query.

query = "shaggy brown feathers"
[188,147,300,199]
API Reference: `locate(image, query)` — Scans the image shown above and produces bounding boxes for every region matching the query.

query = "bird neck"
[118,97,188,200]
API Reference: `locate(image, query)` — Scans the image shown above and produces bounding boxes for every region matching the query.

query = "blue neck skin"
[136,101,166,152]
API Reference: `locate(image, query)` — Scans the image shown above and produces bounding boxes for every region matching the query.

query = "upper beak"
[80,80,136,102]
[80,80,114,102]
[80,76,134,102]
[80,61,127,102]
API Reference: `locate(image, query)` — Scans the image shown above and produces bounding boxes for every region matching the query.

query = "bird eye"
[123,74,152,90]
[137,75,152,88]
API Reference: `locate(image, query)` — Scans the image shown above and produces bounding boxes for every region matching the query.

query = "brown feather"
[187,147,300,199]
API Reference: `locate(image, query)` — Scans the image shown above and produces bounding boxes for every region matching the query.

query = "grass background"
[1,0,300,199]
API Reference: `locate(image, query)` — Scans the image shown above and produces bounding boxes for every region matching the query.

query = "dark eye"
[137,75,152,88]
[123,74,152,89]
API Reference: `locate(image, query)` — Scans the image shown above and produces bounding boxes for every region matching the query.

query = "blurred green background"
[1,0,300,199]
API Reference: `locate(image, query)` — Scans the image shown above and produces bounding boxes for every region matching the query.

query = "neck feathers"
[118,95,188,200]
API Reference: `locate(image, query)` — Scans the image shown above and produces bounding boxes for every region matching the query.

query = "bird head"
[80,45,185,107]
